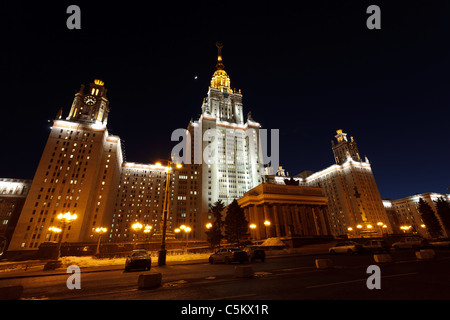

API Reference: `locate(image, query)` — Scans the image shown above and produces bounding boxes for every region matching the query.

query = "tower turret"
[332,129,362,164]
[66,79,110,127]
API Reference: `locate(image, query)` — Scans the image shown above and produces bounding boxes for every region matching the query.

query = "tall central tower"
[174,43,263,240]
[201,43,245,124]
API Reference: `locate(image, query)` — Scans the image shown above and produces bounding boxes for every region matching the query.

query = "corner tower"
[8,80,122,252]
[67,79,110,127]
[331,129,362,164]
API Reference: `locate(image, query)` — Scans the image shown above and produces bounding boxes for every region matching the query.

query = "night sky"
[1,1,449,200]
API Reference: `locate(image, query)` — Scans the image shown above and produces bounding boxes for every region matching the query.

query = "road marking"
[306,272,418,289]
[209,293,257,300]
[274,266,315,272]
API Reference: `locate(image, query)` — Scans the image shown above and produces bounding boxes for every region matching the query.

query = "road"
[1,249,450,301]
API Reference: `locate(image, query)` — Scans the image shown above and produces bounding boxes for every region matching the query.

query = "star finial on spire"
[216,42,224,70]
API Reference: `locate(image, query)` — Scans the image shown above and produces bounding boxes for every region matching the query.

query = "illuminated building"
[8,80,123,251]
[0,179,31,254]
[109,162,167,242]
[182,43,264,239]
[388,192,450,238]
[272,130,391,237]
[237,183,332,240]
[168,163,201,240]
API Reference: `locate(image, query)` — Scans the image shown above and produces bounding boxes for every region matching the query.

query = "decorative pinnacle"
[216,42,224,70]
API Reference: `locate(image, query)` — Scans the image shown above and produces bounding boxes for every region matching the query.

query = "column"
[253,205,262,240]
[299,205,309,235]
[320,206,332,235]
[293,205,302,236]
[273,205,281,237]
[311,207,321,235]
[263,205,271,238]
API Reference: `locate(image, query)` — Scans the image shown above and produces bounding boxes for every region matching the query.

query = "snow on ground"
[60,252,213,268]
[260,237,286,247]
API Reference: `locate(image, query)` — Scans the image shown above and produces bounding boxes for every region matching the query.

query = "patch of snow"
[260,237,286,247]
[59,252,213,268]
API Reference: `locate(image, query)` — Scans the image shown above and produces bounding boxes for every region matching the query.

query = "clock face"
[84,96,97,105]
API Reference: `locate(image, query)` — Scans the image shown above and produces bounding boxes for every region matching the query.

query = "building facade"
[270,130,391,237]
[108,162,167,242]
[8,80,123,251]
[237,183,331,240]
[179,43,264,240]
[388,192,450,238]
[0,179,31,254]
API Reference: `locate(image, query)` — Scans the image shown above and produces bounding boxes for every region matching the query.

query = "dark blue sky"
[1,1,449,200]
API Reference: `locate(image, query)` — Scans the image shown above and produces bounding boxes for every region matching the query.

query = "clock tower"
[8,80,123,251]
[67,79,110,127]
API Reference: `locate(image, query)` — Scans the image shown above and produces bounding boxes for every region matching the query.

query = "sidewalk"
[0,242,334,280]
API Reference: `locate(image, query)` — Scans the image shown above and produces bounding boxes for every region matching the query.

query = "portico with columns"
[238,183,331,240]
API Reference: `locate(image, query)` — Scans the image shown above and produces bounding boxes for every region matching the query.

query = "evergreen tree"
[224,199,248,246]
[418,198,442,238]
[435,197,450,236]
[205,200,225,249]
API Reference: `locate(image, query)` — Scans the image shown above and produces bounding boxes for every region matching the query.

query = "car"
[125,249,152,271]
[362,240,391,253]
[243,245,266,262]
[430,238,450,249]
[329,241,363,255]
[209,247,248,264]
[391,237,429,250]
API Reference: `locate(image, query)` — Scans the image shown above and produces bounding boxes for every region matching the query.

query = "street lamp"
[56,212,77,259]
[175,225,191,248]
[400,225,412,233]
[264,220,271,238]
[95,227,107,255]
[132,222,143,248]
[48,226,62,242]
[184,226,191,248]
[159,160,183,266]
[143,225,153,240]
[249,223,257,240]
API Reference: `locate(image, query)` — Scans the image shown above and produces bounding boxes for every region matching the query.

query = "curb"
[0,250,330,280]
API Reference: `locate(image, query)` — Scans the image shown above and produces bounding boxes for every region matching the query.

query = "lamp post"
[48,226,62,242]
[159,160,182,266]
[249,223,257,240]
[143,225,153,241]
[264,220,271,238]
[56,212,77,260]
[95,227,107,255]
[132,222,143,248]
[178,225,191,248]
[184,226,191,248]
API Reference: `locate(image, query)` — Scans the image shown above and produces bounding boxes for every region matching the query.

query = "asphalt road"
[1,249,450,301]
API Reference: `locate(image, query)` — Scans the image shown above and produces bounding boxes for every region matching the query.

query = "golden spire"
[216,42,224,70]
[210,42,233,94]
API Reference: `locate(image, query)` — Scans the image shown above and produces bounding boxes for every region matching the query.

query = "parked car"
[209,247,248,264]
[243,245,266,262]
[391,237,429,250]
[362,240,391,253]
[430,238,450,249]
[329,241,363,255]
[125,249,152,271]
